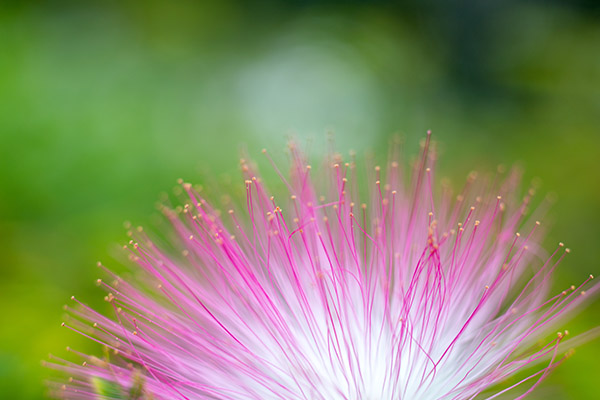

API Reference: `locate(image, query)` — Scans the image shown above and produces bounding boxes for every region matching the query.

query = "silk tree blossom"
[47,133,598,399]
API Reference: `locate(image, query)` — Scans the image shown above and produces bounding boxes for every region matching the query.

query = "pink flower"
[47,133,597,399]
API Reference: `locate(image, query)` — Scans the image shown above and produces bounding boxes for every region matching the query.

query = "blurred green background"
[1,0,599,398]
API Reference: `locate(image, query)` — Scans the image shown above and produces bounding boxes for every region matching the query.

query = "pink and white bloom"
[48,133,597,399]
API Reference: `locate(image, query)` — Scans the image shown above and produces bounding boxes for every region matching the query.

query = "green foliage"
[92,376,124,399]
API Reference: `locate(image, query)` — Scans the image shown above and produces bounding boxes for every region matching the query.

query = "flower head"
[48,133,597,399]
